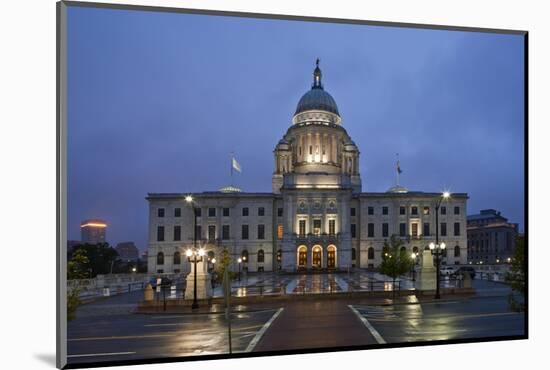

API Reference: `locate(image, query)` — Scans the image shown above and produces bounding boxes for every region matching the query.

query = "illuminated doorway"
[327,245,336,269]
[312,245,322,269]
[297,245,307,268]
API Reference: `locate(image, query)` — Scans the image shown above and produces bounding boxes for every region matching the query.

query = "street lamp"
[430,241,446,299]
[210,258,216,289]
[410,252,418,281]
[186,247,205,309]
[238,257,242,282]
[185,195,201,308]
[433,191,450,299]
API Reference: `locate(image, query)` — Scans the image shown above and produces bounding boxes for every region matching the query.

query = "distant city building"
[115,242,140,262]
[467,209,518,264]
[80,219,107,244]
[146,62,469,274]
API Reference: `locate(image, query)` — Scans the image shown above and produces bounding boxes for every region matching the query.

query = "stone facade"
[146,62,469,274]
[467,209,518,264]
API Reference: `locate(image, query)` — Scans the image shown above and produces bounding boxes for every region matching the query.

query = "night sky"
[67,6,525,252]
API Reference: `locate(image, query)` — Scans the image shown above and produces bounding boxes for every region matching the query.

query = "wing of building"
[146,62,469,274]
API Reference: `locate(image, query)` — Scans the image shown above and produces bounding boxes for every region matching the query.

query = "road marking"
[348,305,386,344]
[69,334,176,341]
[245,307,284,352]
[67,352,136,358]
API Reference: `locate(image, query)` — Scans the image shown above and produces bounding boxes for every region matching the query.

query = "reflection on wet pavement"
[351,296,524,343]
[68,308,281,365]
[164,271,423,299]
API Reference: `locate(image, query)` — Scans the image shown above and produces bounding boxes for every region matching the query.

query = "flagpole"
[230,152,233,187]
[396,153,400,186]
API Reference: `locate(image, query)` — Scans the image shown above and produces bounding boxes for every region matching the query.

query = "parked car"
[453,266,476,279]
[440,266,457,276]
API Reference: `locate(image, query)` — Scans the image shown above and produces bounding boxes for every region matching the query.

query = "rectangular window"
[258,207,265,216]
[173,225,181,241]
[382,223,389,237]
[208,225,216,241]
[208,208,216,217]
[441,222,447,236]
[223,208,230,217]
[423,222,430,236]
[222,225,230,240]
[157,226,164,241]
[454,206,460,215]
[368,207,374,215]
[423,206,430,215]
[411,223,418,237]
[277,208,283,217]
[195,208,202,217]
[441,206,446,215]
[454,222,461,236]
[242,207,249,217]
[157,208,165,218]
[241,225,249,240]
[399,223,406,237]
[351,207,356,217]
[195,225,202,239]
[329,219,336,235]
[174,208,181,217]
[382,206,388,215]
[351,224,357,238]
[277,224,283,240]
[258,224,265,240]
[411,206,418,216]
[400,206,406,215]
[299,220,306,236]
[367,223,374,238]
[313,219,322,235]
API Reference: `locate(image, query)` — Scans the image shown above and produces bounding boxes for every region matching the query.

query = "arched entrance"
[297,245,307,268]
[327,245,337,269]
[312,245,322,269]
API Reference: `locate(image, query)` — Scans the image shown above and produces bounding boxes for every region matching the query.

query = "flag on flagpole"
[232,157,242,173]
[397,160,402,174]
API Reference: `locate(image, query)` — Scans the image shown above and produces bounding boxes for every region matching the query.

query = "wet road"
[350,295,525,344]
[67,306,282,365]
[66,277,524,365]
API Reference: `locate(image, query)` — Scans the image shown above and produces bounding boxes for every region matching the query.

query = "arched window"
[400,246,407,254]
[157,252,164,265]
[257,249,265,263]
[454,245,461,257]
[413,246,419,254]
[351,247,356,260]
[241,250,249,262]
[207,250,215,262]
[173,251,181,265]
[368,247,374,259]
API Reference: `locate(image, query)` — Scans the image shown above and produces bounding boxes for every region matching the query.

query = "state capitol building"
[147,61,468,274]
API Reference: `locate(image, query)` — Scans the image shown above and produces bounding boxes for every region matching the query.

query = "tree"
[380,235,414,297]
[67,249,90,321]
[71,243,119,277]
[505,235,525,312]
[67,249,90,280]
[215,248,235,284]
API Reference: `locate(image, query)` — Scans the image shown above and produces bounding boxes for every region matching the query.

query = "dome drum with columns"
[273,59,361,194]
